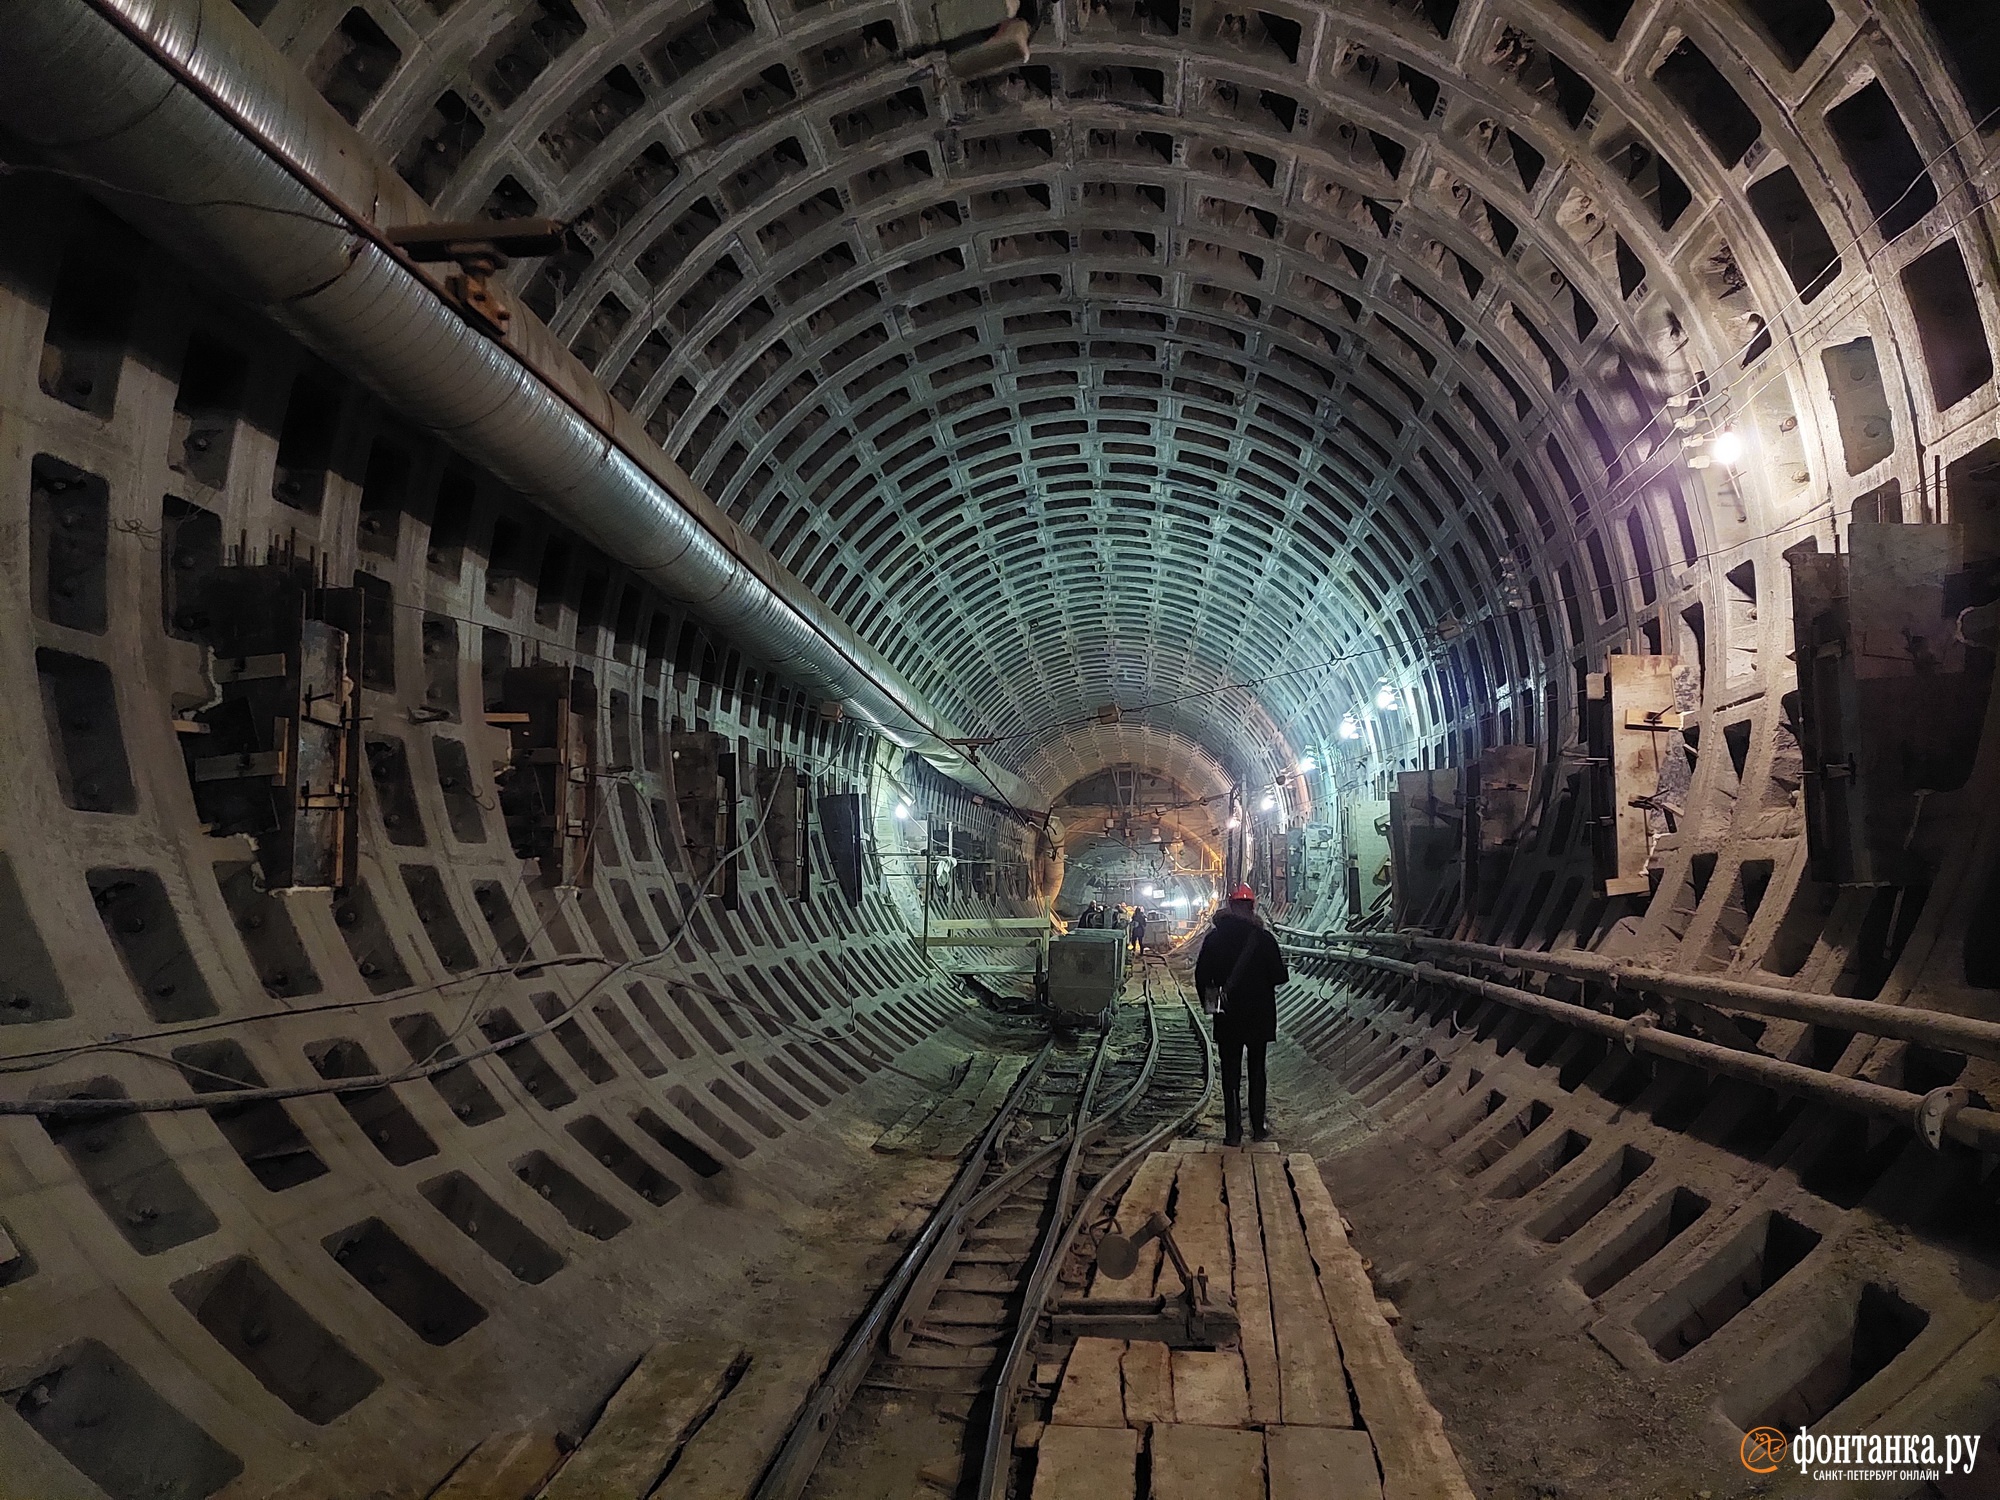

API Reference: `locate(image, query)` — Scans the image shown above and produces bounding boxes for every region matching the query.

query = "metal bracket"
[1623,708,1686,731]
[1917,1085,1971,1150]
[382,218,566,339]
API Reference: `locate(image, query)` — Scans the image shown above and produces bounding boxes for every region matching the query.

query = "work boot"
[1252,1124,1271,1142]
[1224,1129,1242,1148]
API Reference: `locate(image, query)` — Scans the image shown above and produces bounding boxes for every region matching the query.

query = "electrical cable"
[0,781,774,1116]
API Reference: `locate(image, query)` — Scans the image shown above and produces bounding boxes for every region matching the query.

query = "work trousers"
[1218,1034,1268,1138]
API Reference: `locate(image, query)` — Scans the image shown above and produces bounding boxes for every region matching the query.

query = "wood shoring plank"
[430,1432,563,1499]
[1251,1151,1354,1427]
[1089,1151,1180,1299]
[537,1339,746,1500]
[1265,1425,1384,1499]
[1158,1150,1232,1306]
[1147,1423,1265,1500]
[1122,1340,1174,1426]
[1221,1149,1282,1425]
[1031,1423,1140,1500]
[1287,1154,1477,1500]
[1051,1336,1128,1428]
[1170,1349,1250,1427]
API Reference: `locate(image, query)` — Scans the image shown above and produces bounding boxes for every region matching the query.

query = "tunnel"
[0,0,1997,1495]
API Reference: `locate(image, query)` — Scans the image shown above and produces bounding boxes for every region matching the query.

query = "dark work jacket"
[1194,910,1288,1044]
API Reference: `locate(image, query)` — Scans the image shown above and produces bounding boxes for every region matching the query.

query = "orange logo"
[1742,1427,1789,1474]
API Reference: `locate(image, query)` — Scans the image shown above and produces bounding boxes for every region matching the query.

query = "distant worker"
[1194,884,1289,1147]
[1128,906,1147,954]
[1080,901,1103,929]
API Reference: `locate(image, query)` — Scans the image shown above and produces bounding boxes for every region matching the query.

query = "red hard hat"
[1228,884,1255,902]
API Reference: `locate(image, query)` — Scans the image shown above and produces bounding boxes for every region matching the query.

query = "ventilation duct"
[0,0,1040,813]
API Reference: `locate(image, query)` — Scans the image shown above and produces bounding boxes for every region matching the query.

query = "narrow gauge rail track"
[756,962,1213,1500]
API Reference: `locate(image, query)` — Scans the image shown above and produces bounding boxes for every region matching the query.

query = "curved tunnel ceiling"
[273,0,1993,796]
[1019,722,1236,807]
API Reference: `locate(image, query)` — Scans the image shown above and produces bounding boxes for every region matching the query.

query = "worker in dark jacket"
[1128,907,1147,954]
[1194,884,1289,1146]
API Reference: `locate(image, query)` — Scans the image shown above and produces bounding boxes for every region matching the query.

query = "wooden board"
[1032,1423,1139,1500]
[433,1431,563,1499]
[648,1346,833,1500]
[1266,1426,1383,1500]
[1170,1349,1249,1427]
[1122,1339,1174,1426]
[1051,1337,1128,1428]
[1148,1423,1264,1500]
[872,1054,979,1151]
[1251,1152,1352,1427]
[1288,1155,1475,1500]
[539,1339,746,1500]
[1222,1149,1282,1425]
[1159,1151,1232,1304]
[1091,1152,1180,1299]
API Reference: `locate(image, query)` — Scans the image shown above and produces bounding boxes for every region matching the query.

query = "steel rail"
[749,1036,1059,1500]
[975,966,1214,1499]
[1312,947,2000,1154]
[883,994,1166,1357]
[1301,929,2000,1065]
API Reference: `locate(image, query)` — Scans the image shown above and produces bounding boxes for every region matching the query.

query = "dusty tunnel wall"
[0,173,1042,1498]
[2,0,2000,1495]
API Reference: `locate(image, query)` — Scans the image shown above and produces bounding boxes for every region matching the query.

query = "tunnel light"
[1259,793,1277,812]
[1375,682,1400,711]
[1226,814,1242,830]
[1710,429,1744,466]
[893,800,910,820]
[1296,755,1317,774]
[1339,714,1361,740]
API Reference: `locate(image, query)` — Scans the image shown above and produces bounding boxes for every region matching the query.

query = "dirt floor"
[1267,1038,1771,1500]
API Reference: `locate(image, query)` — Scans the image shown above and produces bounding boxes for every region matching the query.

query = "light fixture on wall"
[1339,714,1361,740]
[1296,754,1316,773]
[1259,793,1277,812]
[1689,428,1745,470]
[1375,681,1400,711]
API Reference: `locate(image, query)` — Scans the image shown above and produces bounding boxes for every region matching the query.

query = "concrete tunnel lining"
[0,0,1998,1496]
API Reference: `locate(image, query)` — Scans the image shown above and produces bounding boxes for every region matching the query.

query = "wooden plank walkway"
[1034,1149,1473,1500]
[537,1338,746,1500]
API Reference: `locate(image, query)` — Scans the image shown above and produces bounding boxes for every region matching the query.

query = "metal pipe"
[1320,949,2000,1154]
[0,0,1040,812]
[1313,931,2000,1065]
